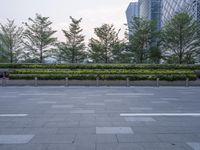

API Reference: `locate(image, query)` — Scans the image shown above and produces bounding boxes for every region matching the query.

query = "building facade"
[162,0,200,26]
[138,0,162,30]
[126,2,139,31]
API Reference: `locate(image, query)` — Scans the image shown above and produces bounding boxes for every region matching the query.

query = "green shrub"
[11,69,194,75]
[9,74,197,81]
[1,63,200,70]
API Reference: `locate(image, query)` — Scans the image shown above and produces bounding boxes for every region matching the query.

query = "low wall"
[0,79,200,86]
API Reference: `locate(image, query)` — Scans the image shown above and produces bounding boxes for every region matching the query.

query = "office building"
[126,2,139,32]
[162,0,200,26]
[138,0,162,30]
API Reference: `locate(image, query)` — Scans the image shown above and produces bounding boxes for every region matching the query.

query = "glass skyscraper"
[138,0,162,30]
[162,0,200,26]
[126,2,139,31]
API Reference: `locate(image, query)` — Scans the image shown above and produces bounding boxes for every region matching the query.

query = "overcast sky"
[0,0,138,41]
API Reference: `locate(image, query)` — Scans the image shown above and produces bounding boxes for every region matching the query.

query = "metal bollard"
[65,77,69,87]
[1,78,5,87]
[34,77,38,87]
[186,78,189,87]
[126,77,130,87]
[156,78,160,87]
[96,77,99,87]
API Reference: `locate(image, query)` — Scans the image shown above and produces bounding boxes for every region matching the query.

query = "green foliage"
[0,19,23,63]
[0,63,200,70]
[9,74,197,81]
[12,69,194,75]
[88,24,121,63]
[161,12,200,64]
[56,17,85,63]
[23,14,57,63]
[2,63,197,81]
[129,17,160,63]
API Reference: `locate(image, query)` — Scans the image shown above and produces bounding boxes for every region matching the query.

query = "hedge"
[1,63,200,70]
[9,74,197,81]
[11,69,195,75]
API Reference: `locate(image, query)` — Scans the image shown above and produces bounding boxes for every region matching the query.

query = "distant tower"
[126,2,139,33]
[138,0,162,30]
[162,0,200,27]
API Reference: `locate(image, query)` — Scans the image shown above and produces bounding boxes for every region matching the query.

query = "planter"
[195,70,200,78]
[2,79,200,87]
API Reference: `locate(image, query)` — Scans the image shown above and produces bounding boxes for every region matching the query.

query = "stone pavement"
[0,86,200,150]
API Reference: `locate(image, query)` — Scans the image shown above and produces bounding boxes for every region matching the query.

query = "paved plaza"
[0,86,200,150]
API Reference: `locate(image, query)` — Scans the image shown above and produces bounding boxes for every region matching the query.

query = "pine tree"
[129,17,159,64]
[57,16,85,63]
[88,24,120,63]
[0,19,23,63]
[161,12,200,64]
[23,14,57,63]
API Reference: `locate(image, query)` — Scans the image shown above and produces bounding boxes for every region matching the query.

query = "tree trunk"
[40,48,43,63]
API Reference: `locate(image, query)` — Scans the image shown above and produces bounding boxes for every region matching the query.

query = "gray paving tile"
[129,107,153,111]
[57,127,95,134]
[0,144,48,150]
[85,103,105,106]
[141,142,189,150]
[96,127,133,134]
[37,101,57,104]
[96,143,144,150]
[124,117,156,122]
[157,134,198,142]
[70,110,95,114]
[52,105,74,108]
[31,134,75,144]
[187,142,200,150]
[117,134,159,142]
[75,135,117,144]
[47,144,95,150]
[0,135,34,144]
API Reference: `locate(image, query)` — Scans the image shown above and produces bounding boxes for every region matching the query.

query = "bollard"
[65,77,69,87]
[1,78,3,87]
[156,78,160,87]
[96,77,99,87]
[2,77,6,87]
[34,77,38,87]
[126,77,130,87]
[186,78,189,87]
[1,78,5,87]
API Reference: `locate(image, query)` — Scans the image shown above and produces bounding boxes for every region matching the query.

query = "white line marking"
[106,93,154,96]
[120,113,200,117]
[0,114,28,117]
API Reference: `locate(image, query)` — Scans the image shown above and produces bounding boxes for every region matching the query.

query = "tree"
[57,17,85,63]
[129,17,159,64]
[88,24,120,63]
[161,12,200,64]
[112,42,132,63]
[23,14,57,63]
[0,42,7,62]
[0,19,23,63]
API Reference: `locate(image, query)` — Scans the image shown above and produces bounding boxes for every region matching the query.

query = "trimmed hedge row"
[9,74,197,81]
[12,69,195,75]
[1,63,200,70]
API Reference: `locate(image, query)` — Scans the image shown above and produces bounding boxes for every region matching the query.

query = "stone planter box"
[195,70,200,78]
[130,80,156,86]
[1,79,200,87]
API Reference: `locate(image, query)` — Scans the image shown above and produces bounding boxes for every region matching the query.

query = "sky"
[0,0,138,42]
